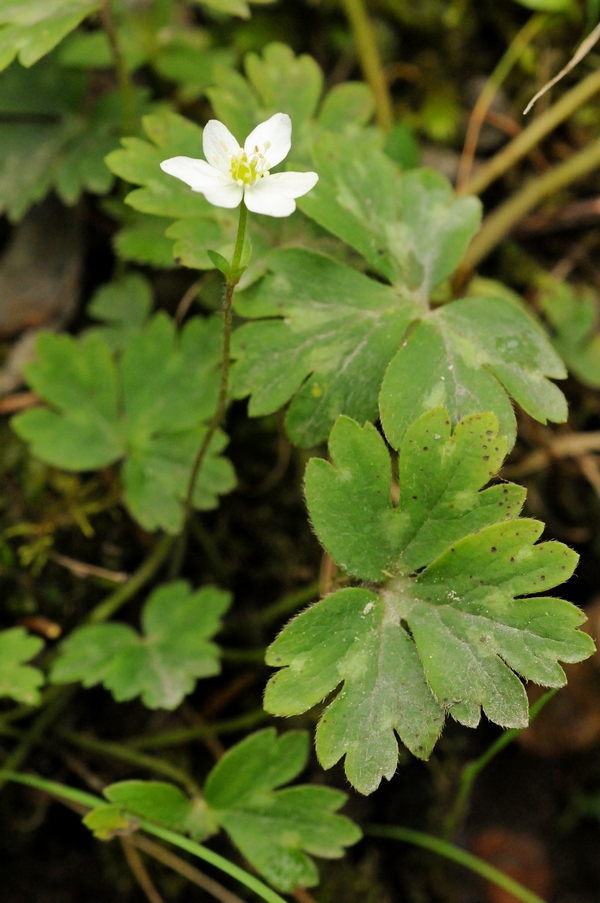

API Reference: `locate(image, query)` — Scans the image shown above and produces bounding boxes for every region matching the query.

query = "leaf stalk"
[458,65,600,198]
[0,771,287,903]
[459,134,600,276]
[456,12,548,191]
[442,689,557,839]
[340,0,393,132]
[366,824,547,903]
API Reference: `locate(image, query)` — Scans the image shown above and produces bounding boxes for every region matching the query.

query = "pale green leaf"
[86,273,153,351]
[104,781,215,840]
[538,276,600,387]
[232,250,565,448]
[12,314,235,533]
[206,64,262,143]
[0,60,129,220]
[0,627,44,704]
[264,409,593,794]
[511,0,575,10]
[317,82,375,132]
[380,295,568,450]
[305,411,526,580]
[154,38,234,103]
[265,587,445,794]
[115,213,177,268]
[83,805,137,840]
[204,729,361,891]
[245,43,323,129]
[231,248,420,447]
[13,331,123,470]
[193,0,251,17]
[0,0,99,70]
[51,582,231,709]
[88,730,360,891]
[299,133,481,299]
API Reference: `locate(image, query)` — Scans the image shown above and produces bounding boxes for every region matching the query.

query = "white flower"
[159,112,318,218]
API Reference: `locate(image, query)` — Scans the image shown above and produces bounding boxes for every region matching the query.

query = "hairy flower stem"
[171,203,249,577]
[341,0,393,132]
[99,0,136,136]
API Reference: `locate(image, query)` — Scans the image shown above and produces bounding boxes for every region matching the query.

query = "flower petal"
[160,156,219,190]
[243,170,317,217]
[245,113,291,168]
[203,120,240,174]
[244,187,296,217]
[201,181,244,209]
[263,170,319,198]
[160,156,243,208]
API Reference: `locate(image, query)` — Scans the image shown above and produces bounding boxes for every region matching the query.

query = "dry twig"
[50,551,129,583]
[131,834,245,903]
[121,837,166,903]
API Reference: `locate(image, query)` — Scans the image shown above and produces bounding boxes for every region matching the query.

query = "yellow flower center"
[228,144,270,186]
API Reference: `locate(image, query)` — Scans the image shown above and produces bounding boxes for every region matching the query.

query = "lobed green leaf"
[231,248,420,447]
[379,294,568,450]
[299,134,481,298]
[0,60,133,220]
[537,276,600,388]
[86,273,153,351]
[232,247,567,448]
[265,408,594,794]
[0,627,44,705]
[85,729,360,891]
[12,313,235,533]
[204,729,361,890]
[0,0,99,71]
[50,582,231,709]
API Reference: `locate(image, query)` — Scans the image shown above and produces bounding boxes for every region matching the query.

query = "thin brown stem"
[131,835,245,903]
[57,727,199,795]
[56,790,243,903]
[458,135,600,277]
[121,838,166,903]
[293,889,319,903]
[458,66,600,198]
[49,551,128,584]
[175,277,205,326]
[456,13,547,190]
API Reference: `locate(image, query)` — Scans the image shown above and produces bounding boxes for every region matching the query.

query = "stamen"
[228,146,271,186]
